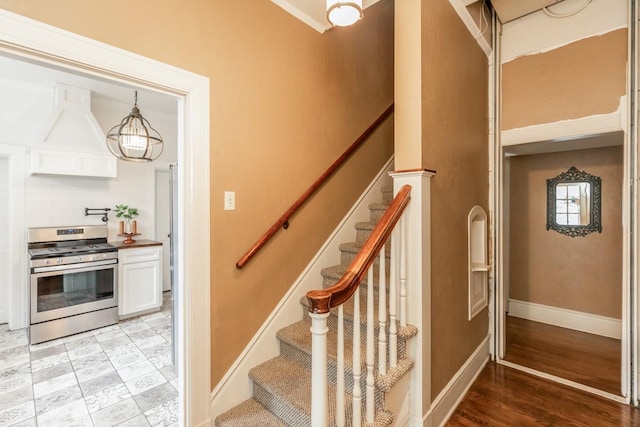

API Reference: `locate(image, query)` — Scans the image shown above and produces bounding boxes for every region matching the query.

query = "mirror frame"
[546,166,602,237]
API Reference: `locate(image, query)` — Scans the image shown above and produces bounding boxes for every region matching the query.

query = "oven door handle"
[32,258,118,273]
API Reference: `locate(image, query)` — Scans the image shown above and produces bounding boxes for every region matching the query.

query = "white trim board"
[210,157,394,418]
[501,102,625,147]
[508,299,622,340]
[499,360,626,404]
[448,0,492,57]
[425,336,490,427]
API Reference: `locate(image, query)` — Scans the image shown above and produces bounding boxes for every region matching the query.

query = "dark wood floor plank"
[447,362,640,427]
[504,316,621,395]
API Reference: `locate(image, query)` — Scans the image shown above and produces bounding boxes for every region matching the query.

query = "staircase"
[215,186,417,427]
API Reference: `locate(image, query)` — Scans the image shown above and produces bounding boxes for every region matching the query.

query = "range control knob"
[45,260,51,266]
[75,256,81,262]
[92,255,99,261]
[57,258,63,264]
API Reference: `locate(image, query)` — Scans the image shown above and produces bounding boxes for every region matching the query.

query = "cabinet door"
[120,260,161,316]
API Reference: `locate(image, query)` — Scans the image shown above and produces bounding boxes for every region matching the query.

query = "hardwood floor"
[504,316,621,395]
[447,362,640,426]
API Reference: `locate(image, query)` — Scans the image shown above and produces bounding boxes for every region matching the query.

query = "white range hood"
[30,84,117,178]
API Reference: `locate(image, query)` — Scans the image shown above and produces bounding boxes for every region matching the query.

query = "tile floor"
[0,292,178,426]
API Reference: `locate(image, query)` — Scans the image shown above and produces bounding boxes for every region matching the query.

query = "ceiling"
[472,0,566,23]
[271,0,382,33]
[0,53,178,115]
[274,0,569,32]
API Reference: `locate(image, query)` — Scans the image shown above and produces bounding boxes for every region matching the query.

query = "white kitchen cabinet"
[117,244,163,318]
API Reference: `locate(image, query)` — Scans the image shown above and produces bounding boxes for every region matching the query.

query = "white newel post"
[389,170,434,427]
[310,312,330,427]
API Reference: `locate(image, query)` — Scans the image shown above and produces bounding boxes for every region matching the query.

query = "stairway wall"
[210,158,395,418]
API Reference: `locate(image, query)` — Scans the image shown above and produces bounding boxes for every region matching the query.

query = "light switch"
[224,191,235,211]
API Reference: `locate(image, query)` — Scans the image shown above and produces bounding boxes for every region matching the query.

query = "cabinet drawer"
[120,247,161,264]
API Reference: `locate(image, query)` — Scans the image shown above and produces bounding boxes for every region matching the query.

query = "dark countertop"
[110,239,163,250]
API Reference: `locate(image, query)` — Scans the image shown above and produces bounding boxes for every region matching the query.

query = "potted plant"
[114,204,139,239]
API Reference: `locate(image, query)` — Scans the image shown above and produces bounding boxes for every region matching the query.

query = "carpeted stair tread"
[249,356,395,427]
[277,320,415,392]
[214,399,287,427]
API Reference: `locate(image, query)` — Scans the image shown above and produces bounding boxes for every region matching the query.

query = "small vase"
[118,221,124,235]
[131,220,137,235]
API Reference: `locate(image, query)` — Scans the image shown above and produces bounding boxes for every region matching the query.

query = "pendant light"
[327,0,363,27]
[106,91,164,162]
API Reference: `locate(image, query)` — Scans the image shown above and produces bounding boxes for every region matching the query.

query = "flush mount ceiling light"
[327,0,363,27]
[106,90,163,162]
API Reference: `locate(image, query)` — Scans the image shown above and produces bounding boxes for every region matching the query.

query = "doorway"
[0,9,211,425]
[495,141,626,402]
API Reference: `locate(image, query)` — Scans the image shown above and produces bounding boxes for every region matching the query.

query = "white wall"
[0,70,178,328]
[0,76,178,242]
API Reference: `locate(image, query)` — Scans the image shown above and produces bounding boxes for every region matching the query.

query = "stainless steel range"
[28,225,118,344]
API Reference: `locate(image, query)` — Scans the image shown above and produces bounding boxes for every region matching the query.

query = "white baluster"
[378,246,387,376]
[389,230,398,368]
[399,215,408,328]
[310,312,330,427]
[352,286,362,427]
[336,305,345,427]
[366,267,375,423]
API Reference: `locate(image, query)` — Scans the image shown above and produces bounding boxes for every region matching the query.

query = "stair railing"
[306,184,412,427]
[236,104,394,269]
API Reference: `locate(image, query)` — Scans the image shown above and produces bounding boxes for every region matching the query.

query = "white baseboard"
[425,336,490,427]
[508,299,621,340]
[210,157,394,419]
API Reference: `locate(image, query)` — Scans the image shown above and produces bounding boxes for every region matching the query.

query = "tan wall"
[509,146,623,318]
[502,29,627,130]
[0,0,395,388]
[422,0,489,399]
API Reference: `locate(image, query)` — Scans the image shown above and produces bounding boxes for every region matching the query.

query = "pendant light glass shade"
[106,91,164,162]
[327,0,363,27]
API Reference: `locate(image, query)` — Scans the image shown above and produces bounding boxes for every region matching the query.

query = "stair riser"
[355,225,397,245]
[370,207,387,224]
[252,377,377,427]
[381,189,393,205]
[252,382,312,426]
[340,250,390,272]
[280,341,386,409]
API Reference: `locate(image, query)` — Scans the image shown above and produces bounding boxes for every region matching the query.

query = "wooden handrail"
[306,184,412,314]
[235,103,395,269]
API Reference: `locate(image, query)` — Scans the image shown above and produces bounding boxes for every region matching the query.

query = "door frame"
[0,10,212,425]
[489,6,635,405]
[154,164,173,293]
[0,145,26,330]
